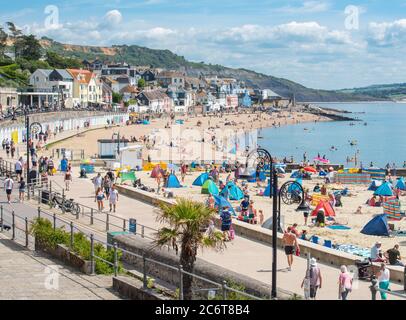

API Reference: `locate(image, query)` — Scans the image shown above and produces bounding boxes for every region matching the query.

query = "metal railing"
[0,204,264,300]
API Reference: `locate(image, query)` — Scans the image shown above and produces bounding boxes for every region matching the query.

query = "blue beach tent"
[396,178,406,191]
[361,214,390,236]
[290,171,302,179]
[193,172,209,186]
[368,180,382,191]
[288,178,302,193]
[263,180,274,197]
[374,182,394,197]
[213,195,236,215]
[248,171,267,183]
[165,174,182,188]
[222,181,244,201]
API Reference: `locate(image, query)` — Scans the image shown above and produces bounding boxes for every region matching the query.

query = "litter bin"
[41,190,50,204]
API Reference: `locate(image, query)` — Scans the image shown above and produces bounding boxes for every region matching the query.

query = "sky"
[1,0,406,90]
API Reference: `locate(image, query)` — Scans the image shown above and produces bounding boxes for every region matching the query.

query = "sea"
[258,102,406,168]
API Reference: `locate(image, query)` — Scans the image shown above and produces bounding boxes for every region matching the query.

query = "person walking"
[282,227,299,271]
[103,174,112,200]
[220,206,233,241]
[10,141,15,159]
[96,187,105,212]
[4,174,14,204]
[180,163,187,183]
[301,258,322,300]
[18,177,26,203]
[5,139,10,158]
[109,184,119,213]
[377,263,390,300]
[92,173,103,202]
[64,167,72,191]
[15,158,23,180]
[338,265,353,300]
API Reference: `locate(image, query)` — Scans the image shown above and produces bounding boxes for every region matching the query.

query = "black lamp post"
[25,110,43,181]
[240,147,278,299]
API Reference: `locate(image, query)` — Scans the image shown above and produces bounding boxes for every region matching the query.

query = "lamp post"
[25,109,43,181]
[241,147,278,299]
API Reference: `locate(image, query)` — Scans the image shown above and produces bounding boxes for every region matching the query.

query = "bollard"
[106,214,110,231]
[113,243,118,277]
[222,281,228,300]
[12,211,15,240]
[27,185,30,200]
[179,265,184,300]
[0,205,3,232]
[76,207,79,220]
[143,254,147,289]
[142,225,145,238]
[38,207,41,219]
[38,190,41,205]
[70,222,74,249]
[90,234,95,275]
[123,220,126,232]
[25,217,29,247]
[53,213,56,231]
[90,208,94,225]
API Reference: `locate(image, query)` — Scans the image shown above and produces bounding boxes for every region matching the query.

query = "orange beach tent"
[311,201,336,217]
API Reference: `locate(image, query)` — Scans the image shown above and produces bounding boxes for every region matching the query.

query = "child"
[19,177,26,203]
[96,187,105,211]
[258,210,264,225]
[64,168,72,191]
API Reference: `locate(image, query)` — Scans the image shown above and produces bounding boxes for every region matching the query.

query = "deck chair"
[383,197,406,221]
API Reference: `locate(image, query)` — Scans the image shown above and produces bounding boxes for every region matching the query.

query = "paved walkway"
[0,235,121,300]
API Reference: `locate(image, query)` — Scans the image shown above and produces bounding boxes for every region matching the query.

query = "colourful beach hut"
[395,178,406,191]
[311,201,335,217]
[361,214,390,236]
[373,182,394,197]
[165,174,182,188]
[202,179,219,195]
[193,172,209,186]
[368,180,382,191]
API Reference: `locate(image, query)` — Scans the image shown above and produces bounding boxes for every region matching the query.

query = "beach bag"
[229,226,235,240]
[296,247,301,256]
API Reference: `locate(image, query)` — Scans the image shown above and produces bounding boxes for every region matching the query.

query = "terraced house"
[67,69,103,107]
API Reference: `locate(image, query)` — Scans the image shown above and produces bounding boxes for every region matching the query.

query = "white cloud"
[368,19,406,46]
[275,1,330,14]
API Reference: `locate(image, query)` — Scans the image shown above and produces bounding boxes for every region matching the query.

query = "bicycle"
[49,192,81,216]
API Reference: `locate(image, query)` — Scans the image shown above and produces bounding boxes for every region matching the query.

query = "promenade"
[1,122,405,300]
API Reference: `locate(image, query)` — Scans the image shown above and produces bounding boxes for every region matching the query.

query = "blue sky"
[1,0,406,89]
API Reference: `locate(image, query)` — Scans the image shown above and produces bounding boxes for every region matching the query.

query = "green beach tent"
[201,179,219,195]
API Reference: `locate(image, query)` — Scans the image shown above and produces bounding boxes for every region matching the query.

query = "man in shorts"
[4,174,14,204]
[282,227,299,271]
[15,158,23,180]
[109,184,119,213]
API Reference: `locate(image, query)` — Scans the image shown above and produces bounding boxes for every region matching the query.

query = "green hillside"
[339,83,406,100]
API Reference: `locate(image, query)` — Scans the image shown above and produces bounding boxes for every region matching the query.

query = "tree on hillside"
[155,198,225,300]
[19,35,42,61]
[46,51,82,69]
[0,27,8,57]
[137,78,146,89]
[6,22,23,59]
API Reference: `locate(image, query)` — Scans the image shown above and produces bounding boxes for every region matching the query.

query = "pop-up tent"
[193,172,209,186]
[288,178,302,193]
[248,171,267,183]
[150,165,163,178]
[290,171,303,179]
[213,195,236,215]
[368,180,382,191]
[165,174,182,188]
[361,214,390,236]
[396,177,406,191]
[202,179,219,195]
[221,181,244,201]
[311,201,335,217]
[263,180,274,197]
[374,182,394,197]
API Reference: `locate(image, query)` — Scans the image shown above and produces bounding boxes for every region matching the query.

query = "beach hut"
[165,174,182,188]
[222,181,244,201]
[396,178,406,191]
[368,180,382,191]
[202,179,219,195]
[373,182,393,197]
[213,195,236,215]
[311,201,335,217]
[193,172,209,186]
[150,165,163,178]
[361,214,390,236]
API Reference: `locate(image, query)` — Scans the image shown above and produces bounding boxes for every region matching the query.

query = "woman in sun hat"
[301,258,322,300]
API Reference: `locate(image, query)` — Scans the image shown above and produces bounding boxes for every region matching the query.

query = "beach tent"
[202,179,219,195]
[287,178,303,194]
[142,120,150,125]
[248,171,267,183]
[150,165,163,178]
[373,182,393,197]
[368,180,382,191]
[222,181,244,201]
[165,174,182,188]
[361,214,390,236]
[193,172,209,186]
[263,180,274,197]
[290,171,303,179]
[213,195,236,215]
[311,201,335,217]
[396,178,406,191]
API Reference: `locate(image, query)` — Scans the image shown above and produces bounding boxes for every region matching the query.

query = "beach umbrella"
[304,166,317,173]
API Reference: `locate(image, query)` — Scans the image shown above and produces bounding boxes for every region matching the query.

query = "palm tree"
[155,198,225,300]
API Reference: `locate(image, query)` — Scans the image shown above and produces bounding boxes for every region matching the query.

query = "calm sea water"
[259,102,406,167]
